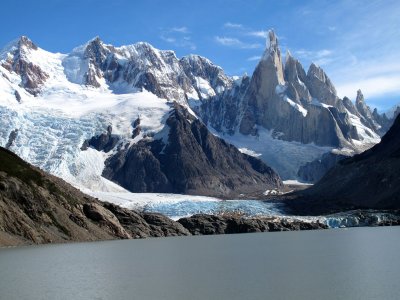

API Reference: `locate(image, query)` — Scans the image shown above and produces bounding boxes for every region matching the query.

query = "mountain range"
[0,31,398,196]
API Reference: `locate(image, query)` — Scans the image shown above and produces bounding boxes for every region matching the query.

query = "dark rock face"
[83,203,131,238]
[0,146,125,245]
[372,108,394,135]
[14,90,21,102]
[287,114,400,214]
[0,146,190,246]
[131,117,141,138]
[297,152,350,183]
[102,202,191,238]
[81,125,120,152]
[5,129,18,149]
[178,214,328,235]
[103,140,172,193]
[103,104,282,197]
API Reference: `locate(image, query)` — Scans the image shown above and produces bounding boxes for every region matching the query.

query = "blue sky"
[1,0,399,111]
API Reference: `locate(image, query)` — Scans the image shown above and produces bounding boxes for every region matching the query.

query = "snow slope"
[0,46,172,191]
[209,127,332,179]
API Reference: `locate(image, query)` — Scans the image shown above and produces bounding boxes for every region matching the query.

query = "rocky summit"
[201,31,385,149]
[101,103,282,198]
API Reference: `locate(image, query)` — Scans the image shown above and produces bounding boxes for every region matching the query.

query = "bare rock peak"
[268,30,278,51]
[356,89,365,103]
[285,49,293,60]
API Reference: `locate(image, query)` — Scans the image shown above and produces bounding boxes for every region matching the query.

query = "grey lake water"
[1,227,400,300]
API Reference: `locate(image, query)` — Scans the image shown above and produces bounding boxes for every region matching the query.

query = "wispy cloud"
[294,49,333,66]
[246,30,269,39]
[247,55,261,61]
[333,58,400,101]
[170,26,189,34]
[159,26,196,50]
[294,0,400,106]
[160,36,176,43]
[224,22,243,29]
[215,36,262,49]
[337,75,400,100]
[295,49,332,59]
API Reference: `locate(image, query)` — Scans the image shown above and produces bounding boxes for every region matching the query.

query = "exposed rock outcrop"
[102,202,191,238]
[5,129,18,149]
[178,214,328,235]
[14,90,21,102]
[103,104,282,197]
[81,125,120,152]
[297,152,350,183]
[355,89,379,132]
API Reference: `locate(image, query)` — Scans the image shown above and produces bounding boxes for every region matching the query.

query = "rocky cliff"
[286,114,400,214]
[297,151,350,183]
[102,103,282,197]
[201,31,384,149]
[0,147,190,246]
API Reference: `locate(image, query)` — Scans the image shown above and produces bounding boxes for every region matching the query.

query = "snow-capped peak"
[0,36,38,61]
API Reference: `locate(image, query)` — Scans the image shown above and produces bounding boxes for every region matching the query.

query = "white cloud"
[224,22,243,29]
[294,0,400,105]
[215,36,262,49]
[295,49,332,60]
[160,36,176,43]
[247,55,261,61]
[292,49,333,66]
[215,37,240,46]
[170,26,189,33]
[336,75,400,100]
[314,57,333,66]
[331,58,400,101]
[159,26,196,50]
[247,30,269,39]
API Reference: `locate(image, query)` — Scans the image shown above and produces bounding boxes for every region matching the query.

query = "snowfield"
[0,91,171,192]
[0,50,172,192]
[212,127,333,179]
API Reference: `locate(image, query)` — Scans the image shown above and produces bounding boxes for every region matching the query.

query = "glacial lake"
[1,227,400,300]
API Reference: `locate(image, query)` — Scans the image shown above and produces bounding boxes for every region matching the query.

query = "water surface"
[1,227,399,300]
